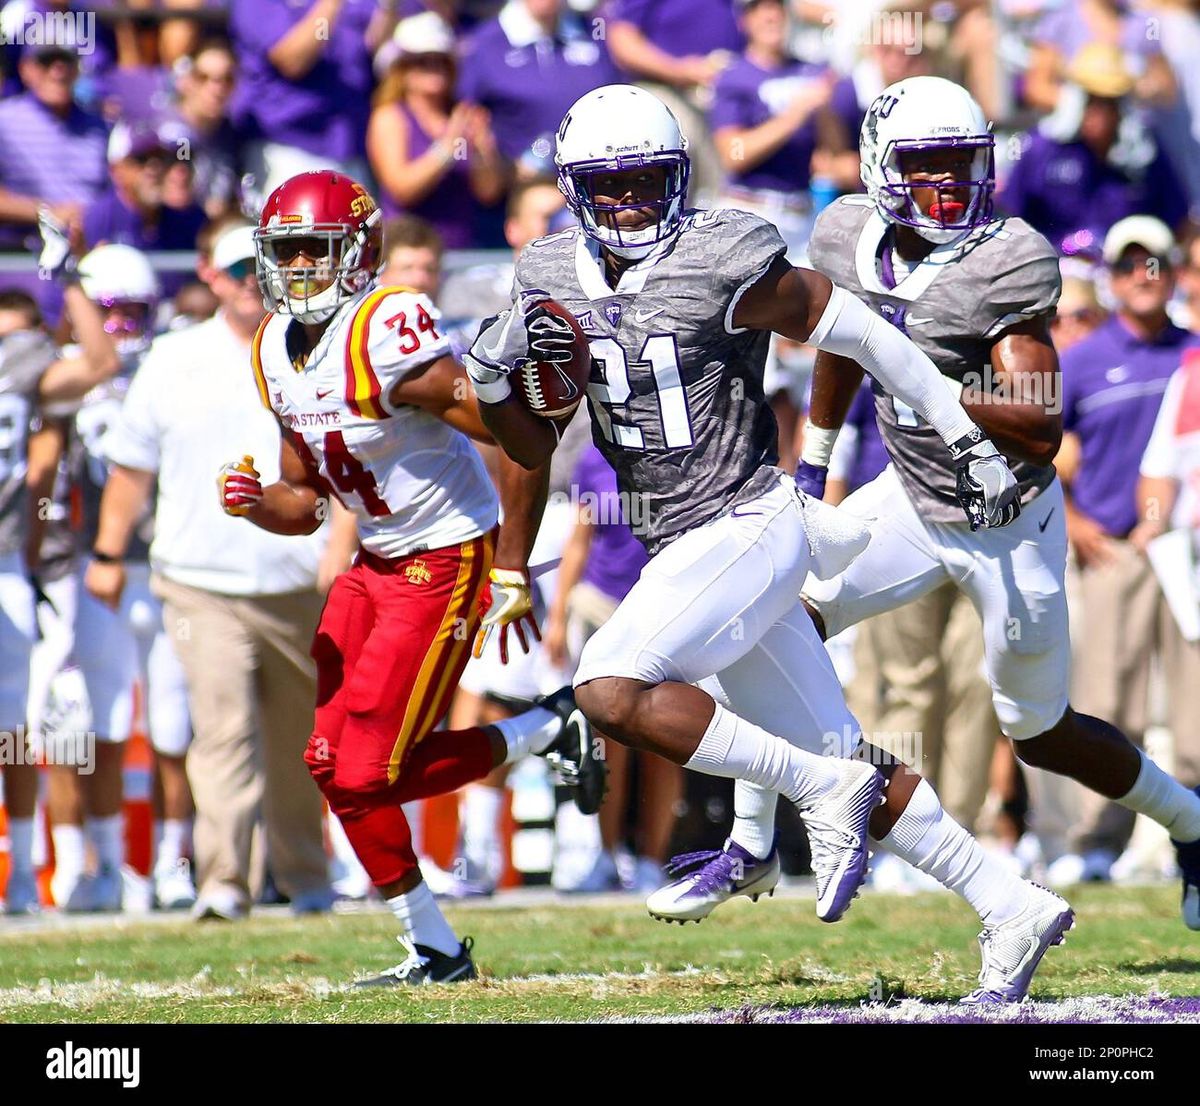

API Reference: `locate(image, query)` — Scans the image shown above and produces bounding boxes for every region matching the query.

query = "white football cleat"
[154,859,198,911]
[960,884,1075,1004]
[800,759,884,922]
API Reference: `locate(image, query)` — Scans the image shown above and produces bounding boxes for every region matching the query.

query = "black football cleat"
[535,686,607,816]
[354,936,477,988]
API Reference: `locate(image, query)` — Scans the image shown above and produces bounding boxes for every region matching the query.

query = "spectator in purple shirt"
[368,13,506,250]
[1056,215,1200,881]
[0,42,109,251]
[157,39,244,221]
[84,120,207,296]
[606,0,743,203]
[458,0,620,178]
[1000,44,1188,251]
[543,445,680,894]
[710,0,856,260]
[229,0,377,196]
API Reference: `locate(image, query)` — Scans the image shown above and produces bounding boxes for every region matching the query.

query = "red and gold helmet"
[254,170,383,323]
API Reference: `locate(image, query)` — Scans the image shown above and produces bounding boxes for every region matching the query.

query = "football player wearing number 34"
[468,84,1069,1003]
[219,170,605,987]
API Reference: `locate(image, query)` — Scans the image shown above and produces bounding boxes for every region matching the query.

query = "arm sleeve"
[103,354,161,472]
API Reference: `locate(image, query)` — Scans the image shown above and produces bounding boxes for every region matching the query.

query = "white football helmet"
[78,243,160,357]
[555,84,690,261]
[860,76,995,244]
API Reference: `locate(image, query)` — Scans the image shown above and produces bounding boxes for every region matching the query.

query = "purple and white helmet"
[555,85,690,261]
[860,76,995,244]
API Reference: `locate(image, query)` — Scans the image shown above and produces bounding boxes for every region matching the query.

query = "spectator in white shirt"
[85,222,342,921]
[1134,345,1200,796]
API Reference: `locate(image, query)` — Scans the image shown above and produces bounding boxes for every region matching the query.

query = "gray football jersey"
[0,330,56,556]
[472,209,787,554]
[809,195,1061,522]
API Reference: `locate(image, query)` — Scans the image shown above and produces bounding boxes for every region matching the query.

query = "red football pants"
[304,535,496,887]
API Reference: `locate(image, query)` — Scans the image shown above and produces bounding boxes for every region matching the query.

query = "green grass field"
[1,885,1197,1023]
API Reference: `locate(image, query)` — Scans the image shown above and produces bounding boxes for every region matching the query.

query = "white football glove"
[950,430,1021,531]
[36,207,75,283]
[474,567,540,665]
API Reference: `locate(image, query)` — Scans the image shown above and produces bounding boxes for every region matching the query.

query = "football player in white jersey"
[675,75,1200,979]
[468,84,1072,1002]
[219,170,602,984]
[2,215,127,913]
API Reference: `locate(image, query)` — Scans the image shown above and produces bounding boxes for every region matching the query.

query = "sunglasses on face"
[1112,255,1171,275]
[223,259,256,280]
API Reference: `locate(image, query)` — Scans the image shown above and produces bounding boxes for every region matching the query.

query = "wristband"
[800,424,839,468]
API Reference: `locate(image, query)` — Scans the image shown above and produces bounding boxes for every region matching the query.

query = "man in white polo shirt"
[86,222,336,920]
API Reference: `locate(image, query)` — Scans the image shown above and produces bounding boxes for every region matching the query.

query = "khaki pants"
[847,582,997,831]
[154,576,328,905]
[1070,539,1200,854]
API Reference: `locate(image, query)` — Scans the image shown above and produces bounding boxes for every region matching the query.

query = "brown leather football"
[517,300,591,420]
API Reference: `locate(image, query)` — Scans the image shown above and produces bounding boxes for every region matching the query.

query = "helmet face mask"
[861,77,996,245]
[555,85,691,261]
[254,172,383,323]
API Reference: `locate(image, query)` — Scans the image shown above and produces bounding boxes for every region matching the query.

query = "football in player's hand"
[519,300,591,420]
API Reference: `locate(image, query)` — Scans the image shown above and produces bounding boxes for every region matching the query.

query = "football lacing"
[520,361,546,410]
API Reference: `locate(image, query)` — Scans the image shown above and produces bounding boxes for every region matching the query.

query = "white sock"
[462,785,504,880]
[402,801,424,853]
[51,824,86,889]
[684,703,843,808]
[731,781,778,860]
[1119,750,1200,841]
[154,819,190,875]
[877,778,1030,926]
[86,815,124,872]
[8,817,35,876]
[495,707,560,764]
[387,881,460,956]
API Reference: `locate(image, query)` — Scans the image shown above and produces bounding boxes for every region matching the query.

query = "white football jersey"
[252,284,497,558]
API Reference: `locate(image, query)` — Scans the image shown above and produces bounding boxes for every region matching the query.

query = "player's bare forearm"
[974,319,1062,466]
[245,481,326,535]
[808,350,865,431]
[391,355,495,443]
[94,464,155,557]
[494,454,550,569]
[478,395,560,470]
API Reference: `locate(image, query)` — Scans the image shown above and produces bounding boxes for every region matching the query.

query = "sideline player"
[467,85,1071,1001]
[221,170,602,984]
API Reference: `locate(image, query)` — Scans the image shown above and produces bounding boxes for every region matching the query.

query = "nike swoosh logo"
[731,508,763,518]
[635,308,665,323]
[905,315,936,325]
[1038,507,1055,532]
[316,388,333,400]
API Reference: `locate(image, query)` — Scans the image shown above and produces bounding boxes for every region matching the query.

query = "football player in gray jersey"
[0,219,125,914]
[708,76,1200,971]
[468,85,1069,997]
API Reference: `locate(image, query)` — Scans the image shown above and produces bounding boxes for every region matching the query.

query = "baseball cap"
[374,13,455,77]
[211,225,257,274]
[107,119,171,164]
[1102,215,1176,265]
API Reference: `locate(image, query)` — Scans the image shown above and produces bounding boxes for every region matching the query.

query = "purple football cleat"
[960,884,1075,1004]
[647,839,781,924]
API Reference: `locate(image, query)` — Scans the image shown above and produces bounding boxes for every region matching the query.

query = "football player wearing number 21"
[217,170,606,987]
[468,84,1070,1003]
